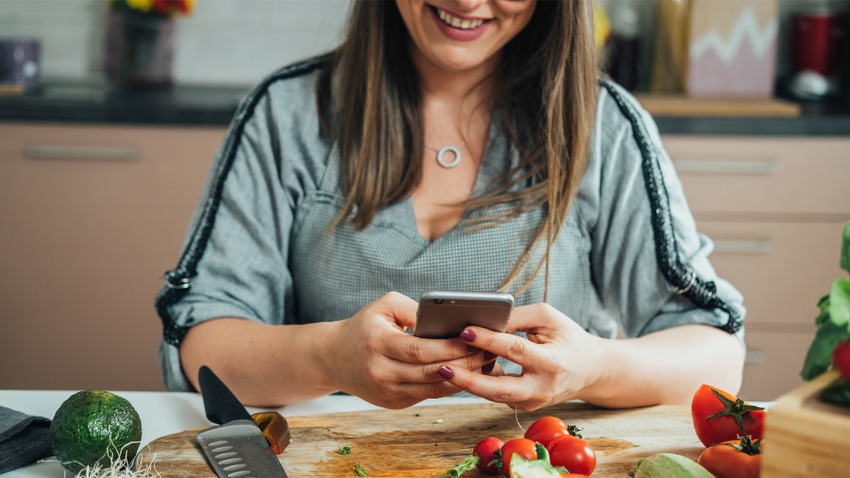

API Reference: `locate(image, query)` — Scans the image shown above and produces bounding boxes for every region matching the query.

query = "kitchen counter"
[2,81,850,135]
[0,389,489,477]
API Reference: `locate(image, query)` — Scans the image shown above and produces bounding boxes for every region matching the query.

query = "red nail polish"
[482,361,495,375]
[484,351,498,361]
[460,329,476,341]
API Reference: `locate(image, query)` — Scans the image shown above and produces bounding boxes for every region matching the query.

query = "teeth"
[436,8,484,30]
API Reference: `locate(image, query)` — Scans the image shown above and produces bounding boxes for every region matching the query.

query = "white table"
[0,390,487,477]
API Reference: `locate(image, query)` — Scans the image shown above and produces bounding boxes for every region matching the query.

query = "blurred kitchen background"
[1,0,848,97]
[1,1,849,402]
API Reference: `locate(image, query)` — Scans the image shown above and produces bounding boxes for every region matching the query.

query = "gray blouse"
[156,58,745,392]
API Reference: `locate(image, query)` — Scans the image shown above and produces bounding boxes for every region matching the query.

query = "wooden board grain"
[761,370,850,477]
[142,401,703,477]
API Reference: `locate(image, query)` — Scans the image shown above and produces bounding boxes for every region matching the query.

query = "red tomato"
[524,416,568,448]
[500,438,537,478]
[697,440,761,478]
[547,434,596,475]
[472,437,504,475]
[832,341,850,381]
[690,384,766,447]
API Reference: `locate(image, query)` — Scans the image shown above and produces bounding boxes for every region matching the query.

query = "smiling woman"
[157,0,747,412]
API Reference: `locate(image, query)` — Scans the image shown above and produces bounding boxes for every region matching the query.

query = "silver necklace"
[425,120,487,169]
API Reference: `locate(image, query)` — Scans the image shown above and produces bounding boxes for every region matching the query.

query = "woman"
[156,0,746,410]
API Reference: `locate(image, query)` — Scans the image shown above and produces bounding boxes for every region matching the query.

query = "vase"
[104,10,175,89]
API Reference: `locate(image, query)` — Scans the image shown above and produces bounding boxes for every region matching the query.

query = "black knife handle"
[198,365,254,425]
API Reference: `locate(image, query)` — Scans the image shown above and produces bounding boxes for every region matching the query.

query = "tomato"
[472,437,504,475]
[523,416,568,448]
[546,434,596,475]
[690,384,766,447]
[697,439,761,478]
[500,438,537,478]
[832,341,850,381]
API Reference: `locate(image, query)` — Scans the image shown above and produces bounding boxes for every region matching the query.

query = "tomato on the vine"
[697,438,762,478]
[472,437,504,475]
[523,416,568,448]
[499,438,537,478]
[691,384,766,447]
[547,434,596,475]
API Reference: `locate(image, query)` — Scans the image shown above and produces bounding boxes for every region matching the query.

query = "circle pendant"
[436,145,462,168]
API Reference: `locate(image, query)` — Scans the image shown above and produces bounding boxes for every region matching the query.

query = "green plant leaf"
[841,220,850,274]
[801,319,850,380]
[828,278,850,330]
[815,296,831,325]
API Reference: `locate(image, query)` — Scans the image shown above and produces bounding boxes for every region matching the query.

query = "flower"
[109,0,194,17]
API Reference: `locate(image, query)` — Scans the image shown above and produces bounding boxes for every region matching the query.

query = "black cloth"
[0,406,52,474]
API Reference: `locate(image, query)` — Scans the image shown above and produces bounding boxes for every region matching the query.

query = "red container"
[793,12,843,76]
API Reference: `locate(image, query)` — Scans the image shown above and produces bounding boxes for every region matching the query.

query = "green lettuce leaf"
[841,220,850,274]
[801,319,850,380]
[829,279,850,330]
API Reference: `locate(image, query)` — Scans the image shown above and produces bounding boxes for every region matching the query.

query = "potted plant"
[104,0,195,88]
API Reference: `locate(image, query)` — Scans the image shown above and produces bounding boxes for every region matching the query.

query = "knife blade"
[196,365,288,478]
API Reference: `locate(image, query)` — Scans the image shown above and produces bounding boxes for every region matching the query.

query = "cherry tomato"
[547,434,596,475]
[500,438,537,478]
[691,384,766,447]
[523,416,568,448]
[697,440,762,478]
[472,437,504,475]
[832,341,850,381]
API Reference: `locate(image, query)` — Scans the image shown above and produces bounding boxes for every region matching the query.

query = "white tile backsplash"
[0,0,351,85]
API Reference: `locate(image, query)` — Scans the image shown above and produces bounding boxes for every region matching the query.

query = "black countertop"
[2,81,850,136]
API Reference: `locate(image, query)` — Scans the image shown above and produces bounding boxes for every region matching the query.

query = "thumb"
[375,291,419,332]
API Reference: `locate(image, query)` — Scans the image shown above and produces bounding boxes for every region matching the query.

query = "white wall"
[0,0,351,86]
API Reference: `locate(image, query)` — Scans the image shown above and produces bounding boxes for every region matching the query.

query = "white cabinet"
[664,135,850,400]
[0,123,225,391]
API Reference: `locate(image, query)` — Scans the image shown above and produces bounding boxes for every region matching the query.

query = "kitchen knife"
[196,365,288,478]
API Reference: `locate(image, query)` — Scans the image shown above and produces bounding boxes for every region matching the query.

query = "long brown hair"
[317,1,598,295]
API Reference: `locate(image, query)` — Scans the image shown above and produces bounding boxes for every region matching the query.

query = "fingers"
[432,363,542,409]
[371,291,419,331]
[504,302,565,335]
[457,325,547,366]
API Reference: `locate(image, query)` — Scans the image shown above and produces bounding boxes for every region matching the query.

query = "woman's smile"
[429,5,491,41]
[434,7,487,30]
[396,0,537,73]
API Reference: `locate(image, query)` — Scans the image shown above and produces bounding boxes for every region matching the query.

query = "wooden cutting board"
[142,401,703,477]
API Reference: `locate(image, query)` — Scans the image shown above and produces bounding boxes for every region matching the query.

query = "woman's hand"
[433,303,607,411]
[322,292,496,409]
[433,304,746,410]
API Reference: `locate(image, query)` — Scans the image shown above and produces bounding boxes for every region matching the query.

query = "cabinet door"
[664,135,850,216]
[0,123,224,391]
[740,331,814,401]
[664,134,850,401]
[698,221,846,327]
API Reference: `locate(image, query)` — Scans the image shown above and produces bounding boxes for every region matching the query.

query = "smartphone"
[414,290,514,339]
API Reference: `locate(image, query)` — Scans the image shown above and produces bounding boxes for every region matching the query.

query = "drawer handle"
[713,239,772,254]
[24,145,141,161]
[673,159,777,175]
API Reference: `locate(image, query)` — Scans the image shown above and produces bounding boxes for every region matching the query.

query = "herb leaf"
[430,456,479,478]
[353,463,367,477]
[338,447,351,455]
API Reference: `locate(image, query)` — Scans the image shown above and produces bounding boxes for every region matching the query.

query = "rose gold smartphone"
[414,290,514,339]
